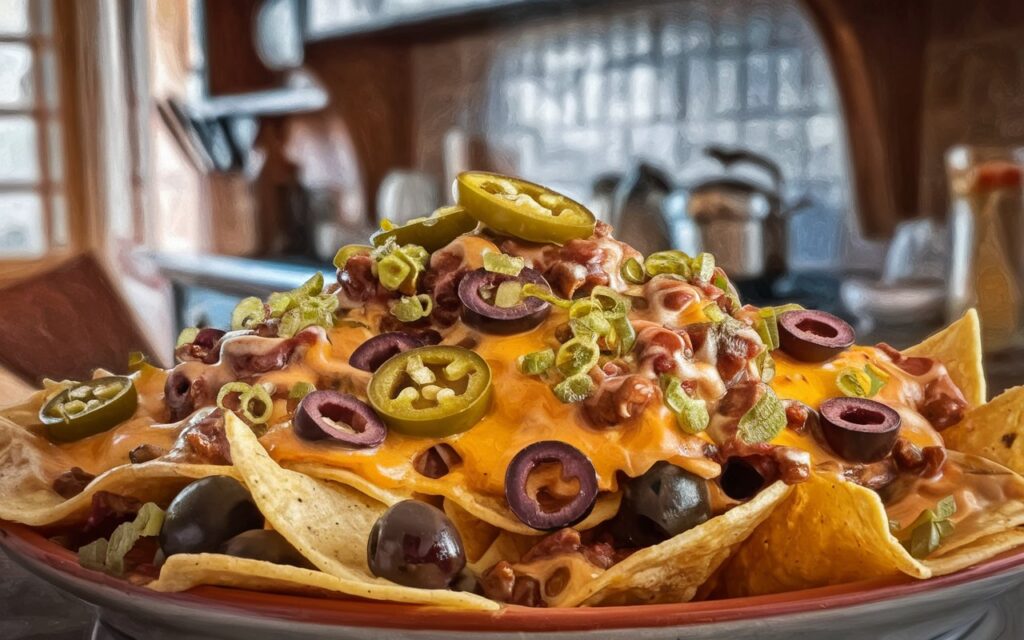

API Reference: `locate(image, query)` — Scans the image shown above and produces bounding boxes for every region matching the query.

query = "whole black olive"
[160,476,264,557]
[720,458,766,501]
[218,529,313,568]
[609,462,711,547]
[367,500,466,589]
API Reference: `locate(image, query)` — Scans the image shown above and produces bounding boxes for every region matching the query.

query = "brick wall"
[410,0,851,269]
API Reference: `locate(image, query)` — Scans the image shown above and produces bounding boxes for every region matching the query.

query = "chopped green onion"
[645,250,692,278]
[758,351,776,383]
[660,375,710,434]
[607,316,637,356]
[755,308,781,351]
[333,244,372,270]
[737,386,787,444]
[494,281,523,308]
[703,302,726,324]
[78,502,165,575]
[712,272,742,309]
[291,272,324,299]
[279,294,339,337]
[522,283,572,308]
[693,253,715,283]
[266,292,293,318]
[518,349,555,376]
[897,496,956,558]
[376,253,412,290]
[837,364,889,398]
[217,382,273,425]
[175,327,200,348]
[231,296,265,330]
[483,251,525,276]
[556,336,601,376]
[389,294,433,323]
[553,373,594,403]
[621,256,647,284]
[590,286,630,319]
[289,381,316,400]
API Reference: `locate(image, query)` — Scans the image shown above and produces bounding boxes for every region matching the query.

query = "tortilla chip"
[559,480,791,606]
[926,529,1024,577]
[0,416,231,526]
[150,553,495,608]
[717,472,929,597]
[294,461,622,536]
[443,498,501,564]
[904,308,986,406]
[716,460,1024,597]
[944,386,1024,475]
[223,412,498,610]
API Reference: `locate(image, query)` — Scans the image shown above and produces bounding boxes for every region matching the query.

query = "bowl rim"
[4,519,1024,633]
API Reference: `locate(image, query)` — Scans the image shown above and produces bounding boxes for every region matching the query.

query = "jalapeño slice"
[367,346,492,437]
[370,206,478,252]
[40,376,138,443]
[456,171,596,244]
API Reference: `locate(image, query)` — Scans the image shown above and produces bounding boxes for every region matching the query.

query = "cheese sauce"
[21,277,1011,542]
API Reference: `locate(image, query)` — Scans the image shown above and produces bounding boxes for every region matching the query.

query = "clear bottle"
[945,145,1024,351]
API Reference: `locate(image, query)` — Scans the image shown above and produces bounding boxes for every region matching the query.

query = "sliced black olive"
[609,462,711,547]
[720,458,766,501]
[349,332,423,372]
[293,390,386,448]
[819,397,901,463]
[160,476,263,556]
[504,441,598,531]
[458,267,551,334]
[218,529,313,568]
[777,310,855,362]
[367,500,466,589]
[164,370,195,421]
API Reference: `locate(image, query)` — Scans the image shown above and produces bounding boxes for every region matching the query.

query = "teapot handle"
[704,145,783,191]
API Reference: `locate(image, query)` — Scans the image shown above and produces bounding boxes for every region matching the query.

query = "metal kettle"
[686,146,796,280]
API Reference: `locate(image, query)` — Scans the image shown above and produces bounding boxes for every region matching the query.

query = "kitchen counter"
[150,252,331,298]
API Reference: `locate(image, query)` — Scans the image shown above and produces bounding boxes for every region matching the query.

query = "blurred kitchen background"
[1,0,1024,401]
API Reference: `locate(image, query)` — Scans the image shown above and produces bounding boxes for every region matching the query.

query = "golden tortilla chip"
[716,472,928,597]
[904,308,986,406]
[442,498,501,565]
[944,386,1024,475]
[0,416,231,526]
[560,481,792,606]
[716,458,1024,598]
[149,553,494,608]
[294,460,622,536]
[223,412,498,610]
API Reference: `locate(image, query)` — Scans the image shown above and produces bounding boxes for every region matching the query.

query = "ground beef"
[52,467,96,499]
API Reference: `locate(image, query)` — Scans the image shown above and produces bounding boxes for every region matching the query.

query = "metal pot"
[685,146,801,280]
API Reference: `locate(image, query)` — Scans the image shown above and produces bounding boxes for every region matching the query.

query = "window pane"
[0,0,29,35]
[48,118,61,181]
[0,43,33,109]
[0,192,44,258]
[50,192,67,247]
[0,116,39,182]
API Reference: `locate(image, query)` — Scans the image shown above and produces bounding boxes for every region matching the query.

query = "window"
[0,0,66,259]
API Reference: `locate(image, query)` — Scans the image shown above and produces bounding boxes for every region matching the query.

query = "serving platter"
[4,520,1024,640]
